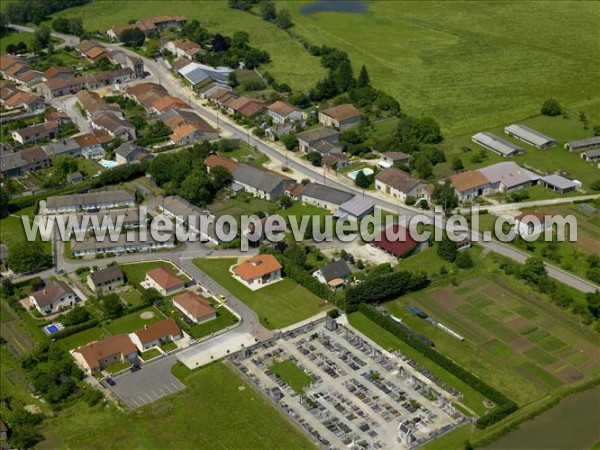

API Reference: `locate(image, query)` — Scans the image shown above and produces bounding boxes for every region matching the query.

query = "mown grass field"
[40,0,326,92]
[283,1,600,136]
[120,261,190,288]
[0,30,34,53]
[36,362,314,450]
[193,257,329,329]
[270,359,313,394]
[0,205,52,255]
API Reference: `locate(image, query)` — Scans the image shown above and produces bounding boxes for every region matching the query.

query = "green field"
[270,359,313,394]
[36,362,313,449]
[0,205,52,256]
[43,0,326,93]
[193,257,328,329]
[438,113,600,188]
[283,1,599,135]
[382,273,600,405]
[0,30,35,53]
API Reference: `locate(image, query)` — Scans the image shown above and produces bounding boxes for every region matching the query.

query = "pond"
[487,385,600,450]
[299,0,369,15]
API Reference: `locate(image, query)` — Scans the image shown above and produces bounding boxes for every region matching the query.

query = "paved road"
[128,53,600,293]
[9,25,599,295]
[9,24,80,48]
[465,194,600,213]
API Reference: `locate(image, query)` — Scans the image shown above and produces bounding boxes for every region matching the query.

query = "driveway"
[107,355,184,409]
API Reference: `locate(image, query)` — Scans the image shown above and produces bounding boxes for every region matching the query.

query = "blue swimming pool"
[99,159,119,169]
[44,323,64,335]
[347,168,374,180]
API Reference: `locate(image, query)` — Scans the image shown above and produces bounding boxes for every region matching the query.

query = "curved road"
[10,23,600,295]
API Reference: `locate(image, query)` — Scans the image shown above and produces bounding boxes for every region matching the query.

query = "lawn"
[140,348,161,360]
[0,205,52,256]
[270,359,313,394]
[159,341,177,352]
[37,363,314,449]
[207,192,278,219]
[193,257,329,329]
[0,30,35,53]
[438,113,600,188]
[399,245,482,276]
[44,0,326,93]
[283,1,599,136]
[121,261,190,288]
[105,360,132,373]
[217,142,270,167]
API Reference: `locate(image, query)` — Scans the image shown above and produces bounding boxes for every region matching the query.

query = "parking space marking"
[157,386,166,396]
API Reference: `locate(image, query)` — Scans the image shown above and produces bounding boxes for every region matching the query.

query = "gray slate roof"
[320,260,351,282]
[301,183,354,205]
[504,124,556,147]
[338,195,375,217]
[89,265,124,286]
[541,174,577,190]
[43,138,80,156]
[232,164,288,194]
[478,162,539,189]
[31,281,74,307]
[472,132,524,156]
[47,190,135,210]
[566,136,600,150]
[297,127,340,144]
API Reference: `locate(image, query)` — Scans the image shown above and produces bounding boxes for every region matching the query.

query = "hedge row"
[358,304,517,428]
[53,319,99,340]
[268,252,334,301]
[346,270,429,311]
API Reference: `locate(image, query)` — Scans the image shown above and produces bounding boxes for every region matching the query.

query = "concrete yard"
[231,317,466,449]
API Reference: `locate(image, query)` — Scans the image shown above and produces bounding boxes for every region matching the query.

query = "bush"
[53,319,99,340]
[541,98,562,116]
[455,251,474,269]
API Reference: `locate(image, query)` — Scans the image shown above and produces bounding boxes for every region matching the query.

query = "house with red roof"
[144,267,186,296]
[371,224,420,258]
[173,291,216,324]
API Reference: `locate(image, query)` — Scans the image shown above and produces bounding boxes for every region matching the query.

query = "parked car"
[105,378,115,386]
[130,364,141,372]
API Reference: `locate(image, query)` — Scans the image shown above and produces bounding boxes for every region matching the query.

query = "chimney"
[144,325,148,330]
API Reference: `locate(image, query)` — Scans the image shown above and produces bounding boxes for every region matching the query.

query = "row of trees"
[228,0,294,29]
[51,16,83,36]
[2,0,90,25]
[358,303,518,429]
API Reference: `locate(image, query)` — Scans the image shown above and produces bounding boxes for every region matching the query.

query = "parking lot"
[231,317,466,449]
[105,356,185,409]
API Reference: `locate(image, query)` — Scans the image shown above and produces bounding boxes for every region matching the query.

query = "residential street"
[8,23,600,296]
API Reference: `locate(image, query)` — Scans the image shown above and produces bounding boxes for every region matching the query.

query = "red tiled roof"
[371,224,418,258]
[74,334,137,370]
[146,267,184,290]
[321,103,361,121]
[233,254,282,281]
[173,291,215,320]
[204,154,238,172]
[133,318,180,344]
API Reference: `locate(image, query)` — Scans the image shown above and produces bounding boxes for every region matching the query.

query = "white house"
[267,101,306,125]
[144,267,186,296]
[515,212,548,236]
[374,167,432,203]
[232,254,282,289]
[172,291,216,324]
[129,318,182,352]
[29,281,78,316]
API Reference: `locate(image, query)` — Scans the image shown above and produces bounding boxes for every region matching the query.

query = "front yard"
[193,257,329,329]
[121,261,191,288]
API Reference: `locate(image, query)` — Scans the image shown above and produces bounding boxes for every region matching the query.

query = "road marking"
[130,398,139,408]
[172,382,182,390]
[157,386,166,395]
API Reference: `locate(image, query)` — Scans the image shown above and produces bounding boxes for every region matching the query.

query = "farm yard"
[382,275,600,406]
[193,257,329,329]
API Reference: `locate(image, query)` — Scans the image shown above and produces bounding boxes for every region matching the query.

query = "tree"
[180,170,212,206]
[354,170,370,188]
[141,288,162,305]
[145,38,159,57]
[6,242,51,274]
[228,71,239,88]
[34,24,51,49]
[586,291,600,319]
[358,65,370,88]
[451,156,464,172]
[407,116,443,144]
[120,27,145,47]
[260,0,277,21]
[276,8,293,29]
[594,125,600,136]
[101,293,123,317]
[437,237,457,262]
[306,151,322,166]
[0,187,9,219]
[210,165,233,190]
[61,306,91,326]
[432,182,458,212]
[456,251,474,269]
[6,43,17,54]
[334,60,355,92]
[281,134,298,150]
[541,98,562,116]
[211,33,230,52]
[231,31,249,50]
[52,16,70,33]
[414,155,433,179]
[590,180,600,191]
[520,256,547,285]
[68,17,84,36]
